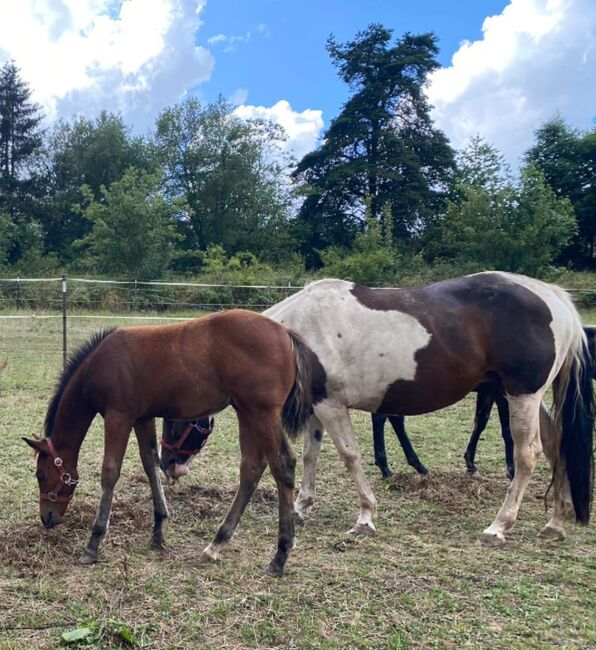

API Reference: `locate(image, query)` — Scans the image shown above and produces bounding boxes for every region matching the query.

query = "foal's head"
[160,417,214,479]
[22,437,79,528]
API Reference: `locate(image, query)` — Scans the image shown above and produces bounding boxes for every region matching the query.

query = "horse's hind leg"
[389,415,428,475]
[294,415,323,523]
[481,394,543,547]
[537,403,574,540]
[495,393,514,479]
[80,411,133,563]
[263,431,297,577]
[315,402,377,535]
[464,388,494,476]
[134,419,169,549]
[199,419,266,564]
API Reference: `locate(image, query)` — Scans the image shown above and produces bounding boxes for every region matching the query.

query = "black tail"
[559,341,594,524]
[282,330,327,439]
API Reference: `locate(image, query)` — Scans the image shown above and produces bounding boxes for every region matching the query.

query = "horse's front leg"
[372,413,391,477]
[315,401,377,536]
[134,418,169,549]
[389,415,428,475]
[80,411,133,564]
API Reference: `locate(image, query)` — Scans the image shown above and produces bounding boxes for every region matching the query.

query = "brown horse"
[24,309,324,576]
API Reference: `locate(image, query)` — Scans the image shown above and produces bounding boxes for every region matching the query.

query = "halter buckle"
[54,457,63,468]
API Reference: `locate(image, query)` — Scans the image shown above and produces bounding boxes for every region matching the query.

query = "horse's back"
[265,273,577,415]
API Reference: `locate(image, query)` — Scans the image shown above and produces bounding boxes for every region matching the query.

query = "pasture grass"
[0,312,595,649]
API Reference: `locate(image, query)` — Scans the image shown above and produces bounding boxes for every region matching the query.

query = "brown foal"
[24,309,324,576]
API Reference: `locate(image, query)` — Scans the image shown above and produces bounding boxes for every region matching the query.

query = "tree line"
[0,24,594,281]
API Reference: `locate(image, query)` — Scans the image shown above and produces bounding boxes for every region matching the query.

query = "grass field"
[0,311,595,649]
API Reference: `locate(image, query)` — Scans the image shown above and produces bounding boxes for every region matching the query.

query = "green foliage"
[74,168,180,278]
[155,96,294,260]
[525,116,596,268]
[41,112,156,262]
[426,165,577,275]
[294,24,455,266]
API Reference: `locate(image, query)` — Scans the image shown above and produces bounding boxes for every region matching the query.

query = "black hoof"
[79,550,98,565]
[266,561,284,577]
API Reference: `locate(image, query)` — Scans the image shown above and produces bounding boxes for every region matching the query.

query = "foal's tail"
[282,330,326,439]
[551,297,594,524]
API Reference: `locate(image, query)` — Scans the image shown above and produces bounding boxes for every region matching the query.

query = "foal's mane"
[44,328,117,437]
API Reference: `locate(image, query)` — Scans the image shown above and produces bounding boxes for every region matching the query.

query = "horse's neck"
[51,381,96,456]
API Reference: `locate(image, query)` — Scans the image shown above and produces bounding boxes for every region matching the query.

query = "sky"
[0,0,594,166]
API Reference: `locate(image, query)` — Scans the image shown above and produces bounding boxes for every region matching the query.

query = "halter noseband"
[161,420,213,458]
[40,438,80,504]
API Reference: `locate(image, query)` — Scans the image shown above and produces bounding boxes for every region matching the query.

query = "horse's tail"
[282,329,326,439]
[551,294,594,524]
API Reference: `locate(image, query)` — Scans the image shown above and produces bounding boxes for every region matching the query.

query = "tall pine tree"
[0,61,44,265]
[293,25,454,266]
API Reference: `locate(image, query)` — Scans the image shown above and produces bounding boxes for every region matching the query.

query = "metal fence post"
[62,274,68,368]
[16,276,20,310]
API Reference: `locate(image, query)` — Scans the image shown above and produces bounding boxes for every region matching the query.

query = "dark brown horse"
[24,310,324,576]
[372,325,596,480]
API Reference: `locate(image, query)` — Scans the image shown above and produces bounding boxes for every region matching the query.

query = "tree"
[40,112,156,262]
[74,168,179,278]
[155,97,294,260]
[0,60,44,264]
[525,117,596,268]
[293,24,455,266]
[426,161,576,275]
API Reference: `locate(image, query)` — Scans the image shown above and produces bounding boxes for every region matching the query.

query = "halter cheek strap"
[40,438,80,504]
[161,420,214,457]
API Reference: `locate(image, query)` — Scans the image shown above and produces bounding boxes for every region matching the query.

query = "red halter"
[161,420,213,457]
[40,438,80,503]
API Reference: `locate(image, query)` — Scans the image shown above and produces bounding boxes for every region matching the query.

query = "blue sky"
[198,0,509,120]
[0,1,594,165]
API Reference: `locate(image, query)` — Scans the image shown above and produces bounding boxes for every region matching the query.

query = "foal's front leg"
[80,411,132,564]
[134,419,169,548]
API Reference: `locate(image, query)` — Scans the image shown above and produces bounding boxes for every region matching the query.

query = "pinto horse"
[24,310,324,576]
[264,272,593,546]
[373,325,596,480]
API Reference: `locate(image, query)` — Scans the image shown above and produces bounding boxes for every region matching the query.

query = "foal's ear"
[22,437,46,454]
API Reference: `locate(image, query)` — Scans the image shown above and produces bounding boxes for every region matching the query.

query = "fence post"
[16,276,20,311]
[62,274,68,368]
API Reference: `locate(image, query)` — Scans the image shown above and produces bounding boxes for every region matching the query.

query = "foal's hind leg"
[295,416,323,523]
[199,419,267,564]
[80,411,133,563]
[134,419,169,549]
[481,394,543,547]
[315,402,377,535]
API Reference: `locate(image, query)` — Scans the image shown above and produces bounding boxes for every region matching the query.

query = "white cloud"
[427,0,596,164]
[234,100,324,160]
[0,0,214,128]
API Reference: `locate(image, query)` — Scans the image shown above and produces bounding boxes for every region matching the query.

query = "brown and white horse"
[24,309,324,576]
[264,272,593,545]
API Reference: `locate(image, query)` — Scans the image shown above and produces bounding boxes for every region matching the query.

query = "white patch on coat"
[266,279,431,411]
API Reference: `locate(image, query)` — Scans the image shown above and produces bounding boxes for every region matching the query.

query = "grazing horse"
[373,325,596,480]
[23,310,324,576]
[263,272,593,546]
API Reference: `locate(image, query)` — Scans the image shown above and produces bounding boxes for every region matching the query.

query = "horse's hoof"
[479,531,506,547]
[506,467,515,481]
[266,562,284,578]
[197,546,218,565]
[294,511,306,526]
[468,469,481,479]
[79,550,98,565]
[151,538,167,551]
[538,525,565,541]
[347,522,376,536]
